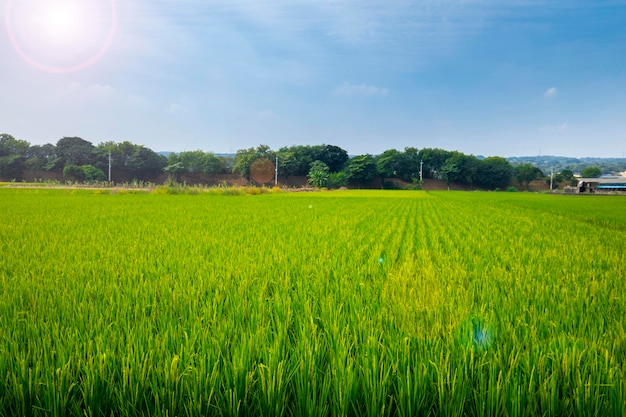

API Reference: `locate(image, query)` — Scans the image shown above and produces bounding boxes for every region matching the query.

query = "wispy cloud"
[544,87,558,98]
[333,81,389,96]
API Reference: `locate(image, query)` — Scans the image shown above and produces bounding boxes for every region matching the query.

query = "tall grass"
[0,189,624,416]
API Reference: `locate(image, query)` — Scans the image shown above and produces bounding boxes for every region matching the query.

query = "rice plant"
[0,189,624,416]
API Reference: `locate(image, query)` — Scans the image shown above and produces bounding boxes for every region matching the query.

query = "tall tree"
[167,151,224,174]
[56,137,95,167]
[314,144,349,172]
[514,163,544,190]
[440,152,479,185]
[376,149,402,179]
[476,157,513,189]
[580,166,602,178]
[347,154,377,188]
[277,145,316,176]
[0,134,30,180]
[94,141,166,181]
[26,143,59,171]
[397,147,421,181]
[232,145,274,179]
[418,148,453,179]
[307,161,330,188]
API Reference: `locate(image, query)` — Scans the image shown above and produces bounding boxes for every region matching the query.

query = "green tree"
[560,169,574,181]
[26,143,59,171]
[94,141,166,182]
[233,145,273,179]
[163,162,185,183]
[441,152,479,185]
[514,163,544,190]
[347,154,377,188]
[476,157,513,190]
[277,145,317,176]
[169,150,224,174]
[63,164,105,183]
[376,149,402,179]
[56,137,95,167]
[396,147,421,181]
[314,144,349,172]
[328,171,349,189]
[0,134,30,180]
[418,148,453,179]
[581,166,602,178]
[307,160,330,188]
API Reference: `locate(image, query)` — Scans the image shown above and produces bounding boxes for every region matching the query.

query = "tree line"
[0,133,605,189]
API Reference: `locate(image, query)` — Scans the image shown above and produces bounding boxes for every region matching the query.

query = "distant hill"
[506,156,626,176]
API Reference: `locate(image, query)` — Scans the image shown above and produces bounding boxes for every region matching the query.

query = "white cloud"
[544,87,558,98]
[333,81,389,96]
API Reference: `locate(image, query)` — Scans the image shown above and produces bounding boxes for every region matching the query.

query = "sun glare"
[46,5,80,39]
[5,0,117,73]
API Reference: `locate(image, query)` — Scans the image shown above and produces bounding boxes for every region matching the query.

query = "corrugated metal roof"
[578,178,626,184]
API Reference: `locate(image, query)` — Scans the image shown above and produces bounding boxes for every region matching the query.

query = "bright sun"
[46,5,80,39]
[5,0,117,73]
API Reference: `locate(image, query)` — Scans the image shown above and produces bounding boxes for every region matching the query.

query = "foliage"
[26,143,59,171]
[276,145,315,176]
[376,148,402,179]
[166,150,225,174]
[307,160,330,188]
[313,144,349,172]
[328,171,349,189]
[476,156,513,190]
[95,141,166,182]
[550,169,576,187]
[514,163,544,189]
[376,147,422,182]
[232,145,273,179]
[581,166,602,178]
[0,134,30,180]
[63,164,106,183]
[56,136,96,167]
[346,154,377,188]
[417,148,453,179]
[0,190,625,416]
[276,144,349,177]
[441,152,479,185]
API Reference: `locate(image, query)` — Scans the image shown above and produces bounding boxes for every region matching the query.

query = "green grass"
[0,189,624,416]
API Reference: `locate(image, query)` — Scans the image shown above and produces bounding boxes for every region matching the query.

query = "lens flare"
[5,0,117,73]
[458,315,495,351]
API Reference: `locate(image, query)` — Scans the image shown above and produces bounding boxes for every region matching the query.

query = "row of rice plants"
[0,189,624,416]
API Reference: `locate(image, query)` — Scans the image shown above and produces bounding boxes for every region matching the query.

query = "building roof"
[578,177,626,184]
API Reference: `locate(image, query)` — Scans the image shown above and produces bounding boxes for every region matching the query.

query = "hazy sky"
[2,0,625,157]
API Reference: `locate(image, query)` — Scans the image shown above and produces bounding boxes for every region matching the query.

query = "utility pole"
[275,155,278,186]
[108,151,112,182]
[550,166,553,191]
[420,160,424,181]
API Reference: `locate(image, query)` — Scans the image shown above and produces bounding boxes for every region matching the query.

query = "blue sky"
[2,0,625,157]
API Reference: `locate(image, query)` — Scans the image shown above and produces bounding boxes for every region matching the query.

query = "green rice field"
[0,188,625,416]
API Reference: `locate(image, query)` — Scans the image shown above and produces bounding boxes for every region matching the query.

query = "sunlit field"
[0,189,624,416]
